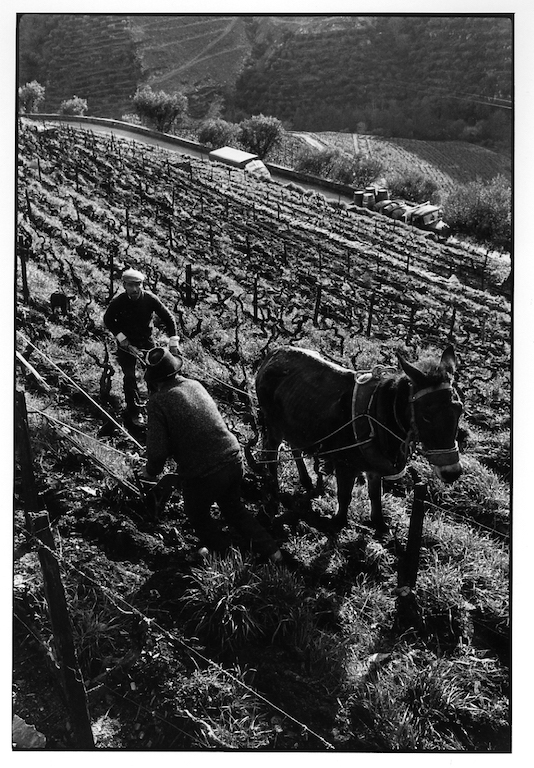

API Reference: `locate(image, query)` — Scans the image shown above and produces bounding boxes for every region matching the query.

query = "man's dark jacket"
[103,290,177,347]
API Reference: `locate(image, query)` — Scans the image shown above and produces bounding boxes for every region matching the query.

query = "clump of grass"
[180,549,264,651]
[339,573,396,650]
[411,455,509,535]
[346,647,509,750]
[420,512,509,655]
[180,548,350,686]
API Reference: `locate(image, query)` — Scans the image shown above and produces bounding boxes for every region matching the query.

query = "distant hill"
[18,14,512,149]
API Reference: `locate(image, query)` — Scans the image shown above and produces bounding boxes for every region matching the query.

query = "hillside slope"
[235,15,512,148]
[14,118,510,750]
[291,132,511,190]
[18,14,512,150]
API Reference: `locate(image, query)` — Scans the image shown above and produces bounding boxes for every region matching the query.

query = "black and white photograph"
[10,1,524,755]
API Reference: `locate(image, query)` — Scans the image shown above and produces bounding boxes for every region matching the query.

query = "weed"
[180,549,264,651]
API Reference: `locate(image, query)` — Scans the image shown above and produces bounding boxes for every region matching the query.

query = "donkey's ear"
[440,346,457,375]
[397,352,428,388]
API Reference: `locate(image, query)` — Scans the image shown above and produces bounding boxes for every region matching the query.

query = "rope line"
[16,331,143,451]
[30,409,132,458]
[16,525,336,750]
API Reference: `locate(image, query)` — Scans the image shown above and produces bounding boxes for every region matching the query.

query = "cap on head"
[144,347,183,384]
[122,268,145,284]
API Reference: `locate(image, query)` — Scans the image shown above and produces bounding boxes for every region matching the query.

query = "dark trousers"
[116,342,152,413]
[181,460,279,558]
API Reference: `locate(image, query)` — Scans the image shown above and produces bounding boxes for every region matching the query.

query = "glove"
[116,332,130,349]
[169,335,181,357]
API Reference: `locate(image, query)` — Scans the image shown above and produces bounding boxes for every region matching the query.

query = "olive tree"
[59,96,88,116]
[238,114,283,159]
[197,118,240,149]
[133,86,188,134]
[18,81,45,113]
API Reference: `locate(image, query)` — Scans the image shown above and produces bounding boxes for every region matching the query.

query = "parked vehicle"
[208,146,271,181]
[351,187,450,240]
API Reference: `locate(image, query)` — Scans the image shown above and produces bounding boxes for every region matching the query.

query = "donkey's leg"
[292,449,314,494]
[331,463,358,530]
[367,472,388,533]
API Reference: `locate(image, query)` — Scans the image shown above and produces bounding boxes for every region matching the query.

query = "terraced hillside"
[19,14,512,151]
[304,132,511,191]
[129,16,250,96]
[14,118,510,750]
[32,15,142,117]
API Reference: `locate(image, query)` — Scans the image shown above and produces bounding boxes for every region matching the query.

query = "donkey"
[255,345,463,533]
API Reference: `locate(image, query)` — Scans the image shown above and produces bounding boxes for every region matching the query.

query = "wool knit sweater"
[103,290,177,347]
[145,377,241,479]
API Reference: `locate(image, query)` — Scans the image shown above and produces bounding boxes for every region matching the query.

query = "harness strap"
[411,382,451,401]
[423,442,460,467]
[352,368,410,479]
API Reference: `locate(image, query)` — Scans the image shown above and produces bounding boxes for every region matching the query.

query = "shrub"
[59,96,88,116]
[120,112,143,127]
[386,169,440,204]
[197,118,240,149]
[352,153,384,187]
[18,80,45,113]
[133,86,188,134]
[442,175,511,249]
[238,114,284,159]
[295,146,382,186]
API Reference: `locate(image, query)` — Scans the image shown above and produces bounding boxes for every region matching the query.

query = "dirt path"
[152,17,245,88]
[291,132,327,151]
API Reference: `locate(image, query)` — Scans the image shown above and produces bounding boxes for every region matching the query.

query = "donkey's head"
[398,346,463,483]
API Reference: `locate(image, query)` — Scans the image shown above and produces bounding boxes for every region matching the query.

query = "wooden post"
[253,276,259,323]
[397,482,427,592]
[405,249,411,275]
[406,304,417,343]
[448,304,457,341]
[108,241,116,303]
[17,234,30,304]
[185,264,193,307]
[125,207,130,244]
[15,392,95,749]
[313,284,322,326]
[481,250,489,291]
[346,250,351,278]
[25,190,33,221]
[366,293,376,337]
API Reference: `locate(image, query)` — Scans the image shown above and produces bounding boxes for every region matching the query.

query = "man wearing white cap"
[103,268,180,426]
